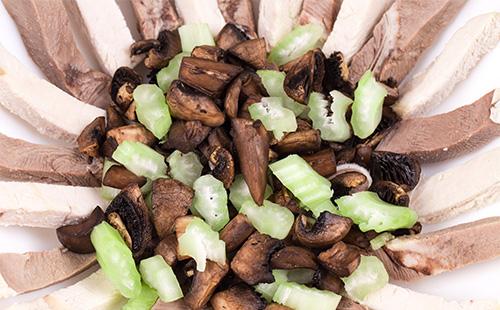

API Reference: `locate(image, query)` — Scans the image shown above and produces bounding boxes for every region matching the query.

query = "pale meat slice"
[0,248,95,299]
[3,0,111,109]
[0,133,102,187]
[393,13,500,118]
[258,0,304,49]
[297,0,342,38]
[377,89,500,162]
[410,147,500,224]
[0,182,104,228]
[218,0,256,33]
[174,0,226,37]
[0,45,105,145]
[131,0,183,39]
[349,0,467,85]
[322,0,394,60]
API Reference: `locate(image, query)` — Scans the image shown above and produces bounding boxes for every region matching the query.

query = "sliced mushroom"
[393,222,422,237]
[130,39,161,56]
[329,163,373,196]
[208,146,235,188]
[191,45,226,62]
[265,304,293,310]
[274,127,321,155]
[220,214,256,253]
[370,151,421,190]
[207,127,233,152]
[102,124,157,158]
[161,120,211,153]
[155,234,178,266]
[318,241,361,277]
[56,207,105,254]
[371,180,410,207]
[216,23,252,50]
[108,211,133,248]
[302,148,337,177]
[354,144,372,168]
[105,105,125,130]
[185,260,230,310]
[269,187,301,214]
[77,116,105,158]
[110,67,142,110]
[343,226,371,249]
[231,232,283,285]
[229,38,268,70]
[102,165,147,189]
[323,52,352,95]
[238,95,260,119]
[124,100,137,121]
[294,212,352,248]
[270,246,318,270]
[336,148,356,165]
[284,49,325,103]
[211,284,266,310]
[224,74,243,118]
[337,297,367,310]
[314,269,343,294]
[167,80,225,127]
[144,30,182,69]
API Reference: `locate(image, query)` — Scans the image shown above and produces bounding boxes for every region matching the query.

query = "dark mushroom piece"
[371,180,410,207]
[208,146,235,188]
[336,148,356,165]
[102,124,157,158]
[124,100,137,121]
[224,74,243,118]
[216,23,252,50]
[56,207,105,254]
[294,212,352,248]
[155,234,178,266]
[102,165,147,189]
[269,187,301,214]
[161,120,211,153]
[130,39,161,56]
[229,38,268,70]
[274,121,321,155]
[354,144,372,168]
[369,151,421,190]
[302,148,337,177]
[207,127,233,152]
[144,30,182,69]
[343,226,372,249]
[77,116,105,158]
[337,297,367,310]
[329,163,373,196]
[318,241,361,277]
[211,284,266,310]
[110,67,142,111]
[219,214,255,253]
[185,260,230,310]
[270,246,318,270]
[238,95,261,120]
[153,299,190,310]
[105,105,125,130]
[266,304,293,310]
[392,222,423,237]
[313,269,343,294]
[322,51,352,96]
[191,45,226,62]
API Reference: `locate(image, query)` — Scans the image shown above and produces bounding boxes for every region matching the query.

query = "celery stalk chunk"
[139,255,183,303]
[178,23,215,53]
[123,282,158,310]
[254,269,315,302]
[342,256,389,301]
[229,174,272,210]
[112,141,167,180]
[240,200,294,240]
[167,151,203,187]
[268,24,324,66]
[256,70,306,116]
[351,71,388,139]
[370,232,395,250]
[133,84,172,139]
[157,52,189,92]
[308,91,353,142]
[178,217,226,272]
[336,191,418,233]
[273,282,341,310]
[249,97,297,140]
[269,155,333,212]
[192,175,229,231]
[90,222,142,299]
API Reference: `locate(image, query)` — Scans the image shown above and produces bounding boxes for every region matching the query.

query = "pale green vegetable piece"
[240,200,294,240]
[351,70,388,139]
[123,282,158,310]
[90,222,142,299]
[268,24,324,66]
[370,232,395,250]
[139,255,183,303]
[192,175,229,231]
[167,151,203,187]
[229,175,273,210]
[178,23,215,53]
[286,268,316,284]
[157,52,189,92]
[254,270,289,302]
[112,141,167,180]
[308,91,353,142]
[177,217,226,272]
[273,282,341,310]
[306,199,338,218]
[249,97,297,140]
[342,256,389,301]
[256,70,306,116]
[133,84,172,139]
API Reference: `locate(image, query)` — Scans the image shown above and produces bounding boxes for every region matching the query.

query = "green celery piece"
[308,91,353,142]
[240,200,294,240]
[134,84,172,139]
[273,282,341,310]
[256,70,306,116]
[157,52,189,92]
[167,151,203,187]
[229,174,273,210]
[123,282,158,310]
[90,222,142,299]
[269,155,333,211]
[351,71,388,139]
[178,23,215,53]
[306,199,338,218]
[342,256,389,301]
[336,191,418,233]
[177,217,226,272]
[192,175,229,231]
[249,97,297,140]
[139,255,183,303]
[370,232,395,250]
[254,270,289,302]
[112,141,167,180]
[100,160,121,201]
[268,23,324,66]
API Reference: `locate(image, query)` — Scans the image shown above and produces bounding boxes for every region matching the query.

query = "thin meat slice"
[349,0,466,85]
[131,0,183,39]
[0,133,102,187]
[218,0,256,33]
[0,45,105,145]
[393,13,500,118]
[258,0,303,49]
[174,0,226,37]
[0,248,95,299]
[297,0,341,39]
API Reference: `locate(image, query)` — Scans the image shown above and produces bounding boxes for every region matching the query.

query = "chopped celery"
[157,52,189,92]
[133,84,172,139]
[336,191,418,233]
[192,175,229,231]
[370,232,395,250]
[139,255,183,303]
[308,91,352,142]
[112,141,167,180]
[351,71,388,139]
[123,282,158,310]
[177,217,226,272]
[273,282,341,310]
[306,199,338,218]
[342,256,389,301]
[90,222,142,299]
[256,70,306,116]
[268,24,324,66]
[229,174,272,210]
[100,160,121,201]
[254,270,289,302]
[240,200,294,240]
[269,155,333,212]
[167,151,203,187]
[178,23,215,53]
[249,97,297,140]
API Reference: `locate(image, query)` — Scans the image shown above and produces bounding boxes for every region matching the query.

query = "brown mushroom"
[329,163,373,196]
[144,30,182,69]
[185,260,230,310]
[130,39,161,56]
[229,38,268,70]
[274,126,321,155]
[322,51,352,95]
[337,297,367,310]
[302,149,337,177]
[167,80,225,127]
[105,105,125,130]
[270,246,318,270]
[211,284,266,310]
[77,116,105,158]
[269,188,301,214]
[265,304,293,310]
[314,269,343,294]
[318,241,361,277]
[354,144,372,168]
[56,207,105,254]
[155,234,178,266]
[343,226,372,249]
[124,100,137,121]
[294,212,352,248]
[392,222,423,237]
[369,151,421,190]
[336,148,356,165]
[224,74,243,118]
[231,232,283,285]
[284,49,325,104]
[110,67,142,111]
[219,214,256,253]
[238,95,260,120]
[161,120,211,153]
[207,127,233,152]
[216,23,252,50]
[208,146,235,188]
[371,180,410,207]
[108,211,133,248]
[102,124,157,158]
[102,165,147,189]
[191,45,226,62]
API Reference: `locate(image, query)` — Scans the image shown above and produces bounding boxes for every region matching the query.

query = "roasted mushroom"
[343,226,372,249]
[322,51,352,95]
[77,116,105,158]
[302,149,337,177]
[283,49,325,103]
[155,234,179,266]
[269,187,301,214]
[143,30,182,69]
[161,120,211,153]
[224,74,243,118]
[184,261,230,310]
[110,67,142,111]
[229,38,268,70]
[294,212,352,248]
[370,151,421,190]
[130,39,161,56]
[371,180,410,207]
[105,105,125,130]
[208,146,235,188]
[270,246,318,270]
[265,304,293,310]
[216,23,252,50]
[211,284,266,310]
[313,269,343,294]
[274,126,321,155]
[219,214,256,253]
[318,241,361,277]
[102,124,157,158]
[207,127,233,152]
[102,165,147,189]
[192,45,226,62]
[329,163,373,196]
[56,207,105,254]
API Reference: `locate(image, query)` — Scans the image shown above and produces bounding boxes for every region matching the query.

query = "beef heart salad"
[0,0,499,309]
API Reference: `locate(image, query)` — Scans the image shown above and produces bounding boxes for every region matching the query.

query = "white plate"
[0,0,499,307]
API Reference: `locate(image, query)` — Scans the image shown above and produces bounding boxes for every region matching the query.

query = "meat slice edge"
[131,0,183,39]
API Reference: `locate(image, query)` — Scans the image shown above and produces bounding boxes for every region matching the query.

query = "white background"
[0,0,499,307]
